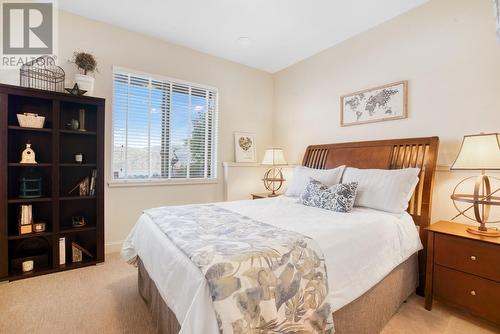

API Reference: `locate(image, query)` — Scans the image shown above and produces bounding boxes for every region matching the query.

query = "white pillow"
[341,167,420,213]
[285,165,345,197]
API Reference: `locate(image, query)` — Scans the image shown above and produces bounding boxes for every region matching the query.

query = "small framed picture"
[234,132,256,163]
[340,81,408,127]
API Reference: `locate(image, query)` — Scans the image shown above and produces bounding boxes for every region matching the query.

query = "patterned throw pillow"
[299,178,358,213]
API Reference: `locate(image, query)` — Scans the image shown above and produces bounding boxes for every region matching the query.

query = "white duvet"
[121,196,422,334]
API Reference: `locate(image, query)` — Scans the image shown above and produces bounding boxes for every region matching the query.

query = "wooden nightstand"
[425,221,500,325]
[251,193,280,200]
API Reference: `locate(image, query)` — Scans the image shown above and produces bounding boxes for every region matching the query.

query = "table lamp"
[450,133,500,237]
[261,148,287,196]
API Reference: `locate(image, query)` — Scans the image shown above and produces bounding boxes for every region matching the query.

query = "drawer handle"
[470,290,476,296]
[470,255,477,261]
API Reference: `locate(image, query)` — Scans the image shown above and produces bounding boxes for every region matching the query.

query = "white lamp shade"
[262,148,287,166]
[451,133,500,170]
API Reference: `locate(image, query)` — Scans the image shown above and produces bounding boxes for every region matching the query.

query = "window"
[112,68,218,183]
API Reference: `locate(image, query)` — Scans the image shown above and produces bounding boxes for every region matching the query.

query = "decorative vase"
[74,74,95,96]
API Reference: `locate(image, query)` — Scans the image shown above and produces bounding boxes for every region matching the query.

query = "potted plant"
[71,51,98,96]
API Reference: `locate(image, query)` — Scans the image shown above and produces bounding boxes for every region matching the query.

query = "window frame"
[109,66,219,187]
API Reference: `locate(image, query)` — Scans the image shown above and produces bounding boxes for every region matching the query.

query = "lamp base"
[466,227,500,238]
[262,168,285,195]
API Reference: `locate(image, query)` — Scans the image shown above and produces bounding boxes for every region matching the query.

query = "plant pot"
[74,74,95,96]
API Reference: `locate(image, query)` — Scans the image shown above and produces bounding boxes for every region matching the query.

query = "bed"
[122,136,439,334]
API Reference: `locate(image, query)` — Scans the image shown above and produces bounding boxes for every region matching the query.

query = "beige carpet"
[1,253,498,334]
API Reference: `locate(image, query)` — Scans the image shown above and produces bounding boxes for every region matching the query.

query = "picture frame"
[340,81,408,127]
[234,132,257,163]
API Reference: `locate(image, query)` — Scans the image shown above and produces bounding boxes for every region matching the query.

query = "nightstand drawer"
[434,233,500,281]
[434,265,500,324]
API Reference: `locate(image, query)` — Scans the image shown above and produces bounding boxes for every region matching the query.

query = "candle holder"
[78,109,86,131]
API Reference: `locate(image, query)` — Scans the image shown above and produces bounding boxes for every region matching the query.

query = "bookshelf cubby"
[0,84,105,281]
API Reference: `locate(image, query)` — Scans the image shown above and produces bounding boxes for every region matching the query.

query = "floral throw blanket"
[144,204,333,334]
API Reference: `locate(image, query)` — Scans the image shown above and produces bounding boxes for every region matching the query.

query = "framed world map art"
[340,81,408,127]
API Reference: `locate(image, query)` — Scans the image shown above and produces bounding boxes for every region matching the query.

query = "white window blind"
[112,69,217,182]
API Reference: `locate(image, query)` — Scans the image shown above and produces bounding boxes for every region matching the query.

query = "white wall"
[1,0,499,250]
[222,163,297,201]
[0,10,274,250]
[273,0,500,226]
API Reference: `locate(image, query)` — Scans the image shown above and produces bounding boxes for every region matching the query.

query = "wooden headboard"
[302,137,439,294]
[302,136,440,231]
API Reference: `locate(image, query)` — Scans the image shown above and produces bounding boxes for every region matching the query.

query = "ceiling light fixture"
[237,37,252,47]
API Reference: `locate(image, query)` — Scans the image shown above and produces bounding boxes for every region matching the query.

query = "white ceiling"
[58,0,428,73]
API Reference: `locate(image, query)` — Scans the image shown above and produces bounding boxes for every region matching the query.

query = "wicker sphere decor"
[262,168,285,196]
[261,148,287,196]
[451,174,500,236]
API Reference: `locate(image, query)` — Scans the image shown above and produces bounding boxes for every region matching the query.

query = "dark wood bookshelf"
[60,226,96,234]
[59,196,96,201]
[8,259,98,281]
[8,231,53,240]
[0,83,105,282]
[8,162,52,167]
[7,197,53,204]
[8,125,52,133]
[58,259,97,271]
[59,129,97,136]
[8,265,54,281]
[59,163,96,167]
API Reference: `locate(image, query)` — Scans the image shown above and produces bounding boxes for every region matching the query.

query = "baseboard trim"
[105,240,123,254]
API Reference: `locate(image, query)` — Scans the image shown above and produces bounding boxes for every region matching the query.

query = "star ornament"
[65,83,87,96]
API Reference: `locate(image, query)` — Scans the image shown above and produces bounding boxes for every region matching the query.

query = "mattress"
[121,196,423,334]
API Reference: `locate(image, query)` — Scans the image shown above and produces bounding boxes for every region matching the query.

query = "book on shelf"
[68,169,96,196]
[89,169,96,196]
[59,237,66,265]
[19,205,33,234]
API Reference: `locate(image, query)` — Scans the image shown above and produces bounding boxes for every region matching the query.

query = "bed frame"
[302,136,440,293]
[138,136,440,334]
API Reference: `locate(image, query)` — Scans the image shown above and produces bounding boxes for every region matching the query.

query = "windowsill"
[107,178,219,188]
